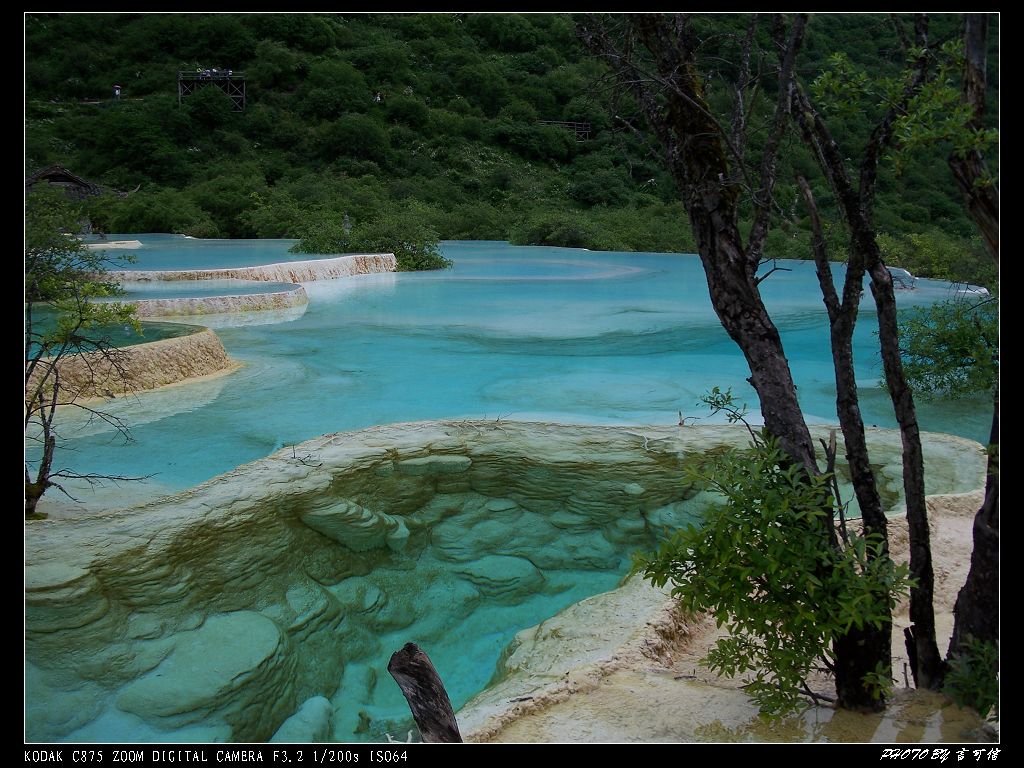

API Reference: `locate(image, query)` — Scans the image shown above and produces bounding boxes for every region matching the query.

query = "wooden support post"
[387,643,463,743]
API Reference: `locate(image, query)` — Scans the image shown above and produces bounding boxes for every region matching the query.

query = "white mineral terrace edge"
[108,253,394,319]
[131,283,309,318]
[24,421,987,743]
[111,252,397,283]
[85,239,143,250]
[26,326,236,401]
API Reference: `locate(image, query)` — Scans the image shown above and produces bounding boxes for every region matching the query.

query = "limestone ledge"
[26,326,235,402]
[111,253,397,284]
[28,421,986,577]
[133,284,308,318]
[85,240,142,250]
[460,489,995,743]
[457,573,689,740]
[23,421,986,742]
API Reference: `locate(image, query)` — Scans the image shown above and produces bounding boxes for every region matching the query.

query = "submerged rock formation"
[112,253,397,284]
[270,696,334,743]
[24,421,986,742]
[26,326,235,403]
[117,611,295,736]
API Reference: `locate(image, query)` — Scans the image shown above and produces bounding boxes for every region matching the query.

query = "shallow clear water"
[28,305,198,350]
[90,233,327,270]
[30,239,993,743]
[116,278,298,300]
[46,240,990,496]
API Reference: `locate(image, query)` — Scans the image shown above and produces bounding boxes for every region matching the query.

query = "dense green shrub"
[291,203,451,271]
[896,299,999,401]
[635,389,912,717]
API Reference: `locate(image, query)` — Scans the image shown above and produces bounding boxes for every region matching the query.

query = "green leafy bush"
[291,203,451,271]
[634,388,911,717]
[896,298,998,400]
[943,638,999,719]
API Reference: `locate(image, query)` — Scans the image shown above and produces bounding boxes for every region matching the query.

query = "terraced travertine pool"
[26,238,992,743]
[45,239,990,496]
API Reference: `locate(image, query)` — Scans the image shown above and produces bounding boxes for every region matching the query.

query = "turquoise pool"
[43,241,991,494]
[28,239,994,743]
[116,278,299,300]
[88,234,324,270]
[28,305,199,351]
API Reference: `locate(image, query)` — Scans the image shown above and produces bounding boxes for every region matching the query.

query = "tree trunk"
[801,175,891,709]
[692,226,819,473]
[791,76,942,691]
[948,14,998,261]
[387,643,462,743]
[627,14,819,474]
[865,252,944,689]
[949,389,999,654]
[833,631,885,710]
[25,433,55,518]
[947,12,998,660]
[581,13,896,709]
[26,481,44,518]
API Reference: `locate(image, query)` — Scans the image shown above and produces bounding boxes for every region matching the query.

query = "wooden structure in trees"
[26,165,115,199]
[178,70,246,111]
[537,120,591,141]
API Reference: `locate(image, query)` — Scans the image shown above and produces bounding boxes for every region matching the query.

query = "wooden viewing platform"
[537,120,592,141]
[178,70,246,111]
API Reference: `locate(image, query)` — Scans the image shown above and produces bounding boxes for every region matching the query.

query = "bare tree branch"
[748,14,807,263]
[728,14,759,179]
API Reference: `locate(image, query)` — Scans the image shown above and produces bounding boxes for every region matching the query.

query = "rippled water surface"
[50,239,990,493]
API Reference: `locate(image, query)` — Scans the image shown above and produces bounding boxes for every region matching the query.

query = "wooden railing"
[537,120,592,141]
[178,71,246,111]
[178,70,244,81]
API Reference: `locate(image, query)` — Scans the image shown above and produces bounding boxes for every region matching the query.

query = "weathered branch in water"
[388,643,463,743]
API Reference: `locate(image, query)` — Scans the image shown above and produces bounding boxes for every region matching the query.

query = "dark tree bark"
[25,444,53,518]
[580,14,819,475]
[948,14,998,261]
[387,643,462,743]
[949,391,999,655]
[799,176,891,707]
[579,14,905,710]
[947,13,999,660]
[26,361,60,517]
[789,24,944,687]
[867,251,943,689]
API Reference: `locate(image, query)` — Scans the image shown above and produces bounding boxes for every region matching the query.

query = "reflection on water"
[691,689,993,743]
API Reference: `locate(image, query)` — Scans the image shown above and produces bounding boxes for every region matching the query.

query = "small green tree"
[897,298,997,400]
[635,390,912,717]
[291,203,451,271]
[25,189,143,518]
